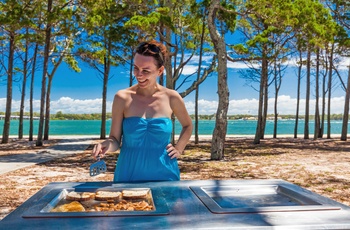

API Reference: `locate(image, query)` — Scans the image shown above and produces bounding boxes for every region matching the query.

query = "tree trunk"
[254,70,265,144]
[29,43,39,141]
[129,51,133,87]
[195,15,206,145]
[273,62,281,139]
[294,50,302,138]
[161,14,175,144]
[1,31,15,144]
[254,50,268,144]
[304,49,311,139]
[19,29,29,139]
[341,63,350,141]
[327,43,334,139]
[320,62,327,138]
[44,51,64,140]
[44,76,53,140]
[261,72,268,139]
[314,49,320,140]
[194,83,199,144]
[36,0,53,146]
[100,53,111,139]
[208,0,229,160]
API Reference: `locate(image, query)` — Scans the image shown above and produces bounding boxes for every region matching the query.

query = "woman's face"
[133,53,164,88]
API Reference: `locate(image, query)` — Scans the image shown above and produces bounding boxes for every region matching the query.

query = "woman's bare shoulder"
[162,87,182,100]
[115,86,137,100]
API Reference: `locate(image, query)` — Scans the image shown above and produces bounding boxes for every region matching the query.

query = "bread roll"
[66,191,95,201]
[95,191,122,201]
[122,189,149,199]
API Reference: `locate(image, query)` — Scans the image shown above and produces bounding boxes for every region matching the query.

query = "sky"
[0,50,349,116]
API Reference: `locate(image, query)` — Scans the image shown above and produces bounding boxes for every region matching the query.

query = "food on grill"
[91,200,153,212]
[51,201,85,212]
[122,189,149,199]
[50,189,153,213]
[66,191,95,201]
[95,191,122,201]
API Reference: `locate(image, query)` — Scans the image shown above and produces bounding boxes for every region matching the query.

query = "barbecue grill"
[1,179,350,229]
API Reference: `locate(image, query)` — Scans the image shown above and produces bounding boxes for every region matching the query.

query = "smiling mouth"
[138,79,148,84]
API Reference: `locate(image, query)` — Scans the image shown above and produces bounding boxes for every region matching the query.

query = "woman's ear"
[158,66,165,76]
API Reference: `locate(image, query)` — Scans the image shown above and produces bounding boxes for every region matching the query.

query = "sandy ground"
[0,136,350,220]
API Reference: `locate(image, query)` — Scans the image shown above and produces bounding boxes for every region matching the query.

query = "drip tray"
[190,184,341,213]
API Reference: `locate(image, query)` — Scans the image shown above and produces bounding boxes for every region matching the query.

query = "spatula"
[89,156,107,176]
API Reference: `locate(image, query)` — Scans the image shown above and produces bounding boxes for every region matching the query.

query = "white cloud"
[227,61,253,69]
[180,65,200,75]
[0,97,106,114]
[185,95,346,115]
[0,95,346,115]
[337,57,350,70]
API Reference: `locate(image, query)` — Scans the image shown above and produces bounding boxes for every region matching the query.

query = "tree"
[290,0,337,139]
[207,0,231,159]
[314,48,321,139]
[233,0,298,143]
[293,48,303,138]
[340,65,350,140]
[125,0,216,144]
[323,0,350,140]
[43,1,81,140]
[272,59,286,138]
[18,28,30,140]
[304,48,311,139]
[29,43,39,141]
[36,0,53,146]
[78,0,142,139]
[175,1,216,144]
[0,0,28,144]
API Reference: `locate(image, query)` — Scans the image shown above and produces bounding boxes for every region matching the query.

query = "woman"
[92,40,193,182]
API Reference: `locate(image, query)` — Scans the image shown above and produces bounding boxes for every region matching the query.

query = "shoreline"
[6,134,344,141]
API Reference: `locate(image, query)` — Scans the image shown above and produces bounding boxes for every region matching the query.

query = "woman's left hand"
[166,143,181,159]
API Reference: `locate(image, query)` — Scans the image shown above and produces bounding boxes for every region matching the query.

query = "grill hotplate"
[190,184,341,213]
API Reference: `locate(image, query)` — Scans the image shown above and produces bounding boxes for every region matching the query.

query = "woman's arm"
[92,92,125,159]
[167,90,193,158]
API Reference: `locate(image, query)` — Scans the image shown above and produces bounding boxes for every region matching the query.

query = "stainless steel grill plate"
[22,185,169,218]
[190,184,341,213]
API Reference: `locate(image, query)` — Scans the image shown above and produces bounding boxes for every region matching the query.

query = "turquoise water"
[0,119,347,136]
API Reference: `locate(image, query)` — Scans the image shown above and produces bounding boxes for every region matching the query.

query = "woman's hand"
[92,138,120,160]
[92,141,109,160]
[166,143,182,159]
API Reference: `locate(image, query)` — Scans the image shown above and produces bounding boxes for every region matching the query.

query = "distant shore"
[7,134,344,142]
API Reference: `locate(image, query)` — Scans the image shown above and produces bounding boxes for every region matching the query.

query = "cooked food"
[66,191,95,201]
[122,189,149,199]
[95,191,122,201]
[51,201,85,212]
[92,200,153,212]
[50,189,153,213]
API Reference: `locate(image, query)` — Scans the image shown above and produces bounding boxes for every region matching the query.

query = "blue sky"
[1,50,349,115]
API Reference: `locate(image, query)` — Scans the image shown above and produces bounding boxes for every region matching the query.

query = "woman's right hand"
[92,141,109,160]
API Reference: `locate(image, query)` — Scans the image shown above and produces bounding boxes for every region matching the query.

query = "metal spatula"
[89,156,107,176]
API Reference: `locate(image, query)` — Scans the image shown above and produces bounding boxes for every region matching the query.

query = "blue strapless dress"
[114,117,180,182]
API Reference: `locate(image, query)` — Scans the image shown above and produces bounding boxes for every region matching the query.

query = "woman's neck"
[136,84,160,97]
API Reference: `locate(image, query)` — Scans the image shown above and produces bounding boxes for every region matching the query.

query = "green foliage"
[293,0,338,48]
[124,7,173,40]
[232,44,249,54]
[0,0,349,139]
[50,111,109,120]
[219,1,237,32]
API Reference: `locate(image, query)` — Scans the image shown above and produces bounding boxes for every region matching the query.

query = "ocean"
[0,119,347,136]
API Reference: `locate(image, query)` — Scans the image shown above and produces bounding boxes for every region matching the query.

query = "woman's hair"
[135,40,167,68]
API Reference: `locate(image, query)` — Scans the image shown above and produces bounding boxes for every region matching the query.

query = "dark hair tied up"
[135,40,167,68]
